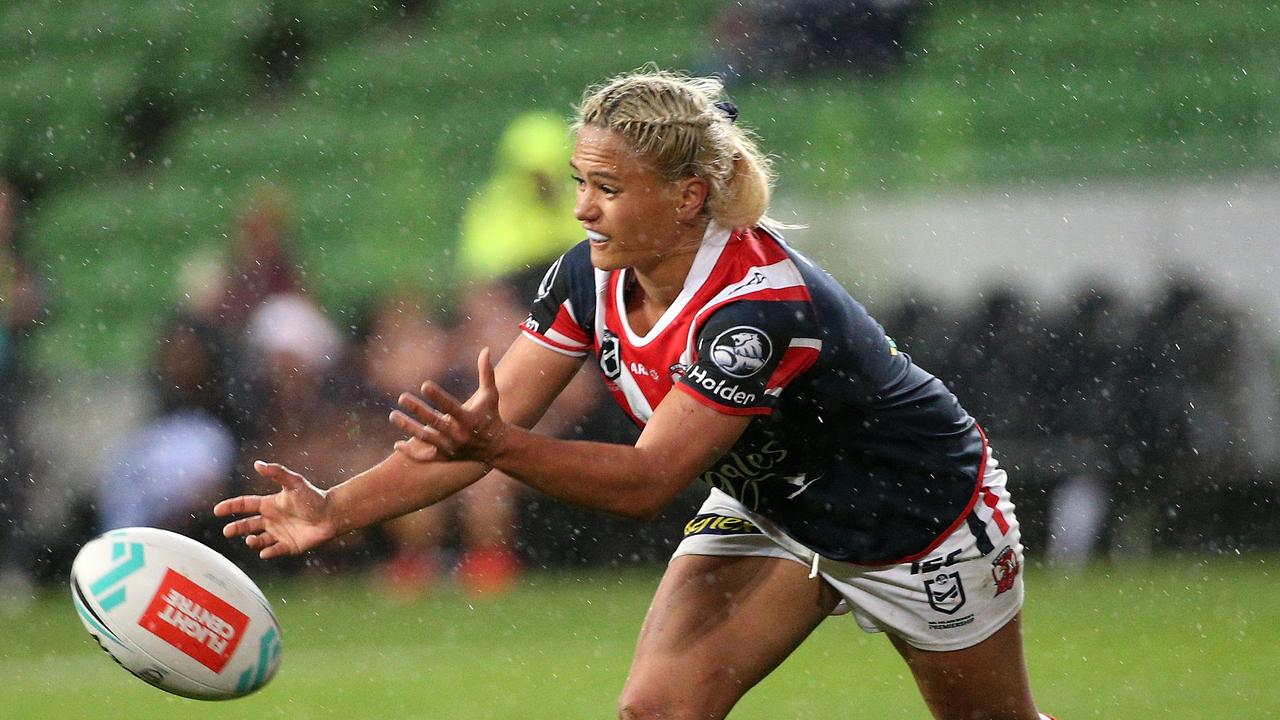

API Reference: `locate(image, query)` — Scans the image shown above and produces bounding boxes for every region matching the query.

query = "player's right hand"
[213,461,337,559]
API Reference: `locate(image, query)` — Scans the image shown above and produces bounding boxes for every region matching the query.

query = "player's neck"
[628,220,706,308]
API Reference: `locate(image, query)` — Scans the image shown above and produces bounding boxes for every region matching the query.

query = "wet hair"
[574,68,777,230]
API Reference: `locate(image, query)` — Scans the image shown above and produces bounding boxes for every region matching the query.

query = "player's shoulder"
[530,240,592,298]
[726,225,796,268]
[699,227,818,316]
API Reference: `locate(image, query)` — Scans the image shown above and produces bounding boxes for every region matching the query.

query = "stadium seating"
[1,0,1276,368]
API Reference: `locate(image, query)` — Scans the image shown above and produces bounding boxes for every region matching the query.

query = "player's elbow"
[617,475,692,521]
[620,499,666,522]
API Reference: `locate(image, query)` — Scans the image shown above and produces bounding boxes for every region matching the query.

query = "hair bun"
[713,101,738,124]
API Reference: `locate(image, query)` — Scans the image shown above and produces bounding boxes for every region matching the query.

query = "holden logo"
[599,330,621,380]
[709,326,772,378]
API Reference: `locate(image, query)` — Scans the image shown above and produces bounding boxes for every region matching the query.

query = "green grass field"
[6,558,1277,719]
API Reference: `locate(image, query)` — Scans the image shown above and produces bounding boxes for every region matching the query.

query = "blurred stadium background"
[3,1,1279,717]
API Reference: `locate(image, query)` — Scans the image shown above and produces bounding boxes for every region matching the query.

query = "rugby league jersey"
[521,225,986,564]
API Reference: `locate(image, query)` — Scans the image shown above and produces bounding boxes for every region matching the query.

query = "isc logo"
[910,548,962,576]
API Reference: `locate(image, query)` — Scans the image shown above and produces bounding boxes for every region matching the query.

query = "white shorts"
[672,449,1025,652]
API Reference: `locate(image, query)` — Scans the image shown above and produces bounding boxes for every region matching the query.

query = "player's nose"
[573,191,598,223]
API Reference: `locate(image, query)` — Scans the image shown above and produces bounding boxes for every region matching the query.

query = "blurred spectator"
[200,189,304,446]
[219,188,301,333]
[455,111,581,287]
[1119,275,1270,553]
[0,178,45,606]
[383,110,656,595]
[353,291,454,597]
[97,318,237,540]
[238,292,386,570]
[1040,285,1133,567]
[877,289,959,383]
[948,286,1055,474]
[430,111,587,597]
[702,0,920,84]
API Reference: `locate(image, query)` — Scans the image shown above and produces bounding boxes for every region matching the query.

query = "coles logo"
[138,569,249,672]
[709,326,772,378]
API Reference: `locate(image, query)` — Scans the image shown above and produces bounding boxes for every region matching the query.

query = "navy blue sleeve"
[520,241,595,356]
[677,299,820,416]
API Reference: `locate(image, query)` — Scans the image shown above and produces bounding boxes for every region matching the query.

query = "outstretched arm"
[392,351,751,520]
[215,336,584,557]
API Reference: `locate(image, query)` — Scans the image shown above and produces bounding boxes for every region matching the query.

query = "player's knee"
[617,691,676,720]
[618,686,722,720]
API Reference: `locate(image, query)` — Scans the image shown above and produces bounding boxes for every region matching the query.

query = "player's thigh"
[889,612,1038,720]
[620,553,841,720]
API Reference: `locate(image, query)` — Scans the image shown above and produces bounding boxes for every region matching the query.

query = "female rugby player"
[216,69,1054,720]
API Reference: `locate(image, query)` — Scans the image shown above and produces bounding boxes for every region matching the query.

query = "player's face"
[570,126,691,273]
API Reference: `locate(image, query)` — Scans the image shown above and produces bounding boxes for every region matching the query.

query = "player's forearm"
[325,450,489,537]
[487,428,689,519]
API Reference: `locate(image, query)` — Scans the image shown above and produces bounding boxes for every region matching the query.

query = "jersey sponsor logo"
[725,269,767,297]
[783,472,823,500]
[924,571,967,615]
[699,441,788,510]
[138,569,249,673]
[682,514,762,537]
[599,330,621,380]
[629,361,660,382]
[685,364,757,406]
[708,326,772,378]
[535,255,563,302]
[991,545,1020,596]
[910,548,963,575]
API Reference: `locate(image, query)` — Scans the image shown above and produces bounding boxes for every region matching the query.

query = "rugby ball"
[70,527,282,700]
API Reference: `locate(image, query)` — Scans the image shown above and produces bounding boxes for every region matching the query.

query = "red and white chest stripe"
[602,229,823,425]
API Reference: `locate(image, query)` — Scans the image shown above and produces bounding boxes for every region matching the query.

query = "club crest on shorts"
[991,545,1020,596]
[709,326,772,378]
[924,571,966,615]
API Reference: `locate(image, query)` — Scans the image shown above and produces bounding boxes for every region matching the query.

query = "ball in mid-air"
[70,526,282,700]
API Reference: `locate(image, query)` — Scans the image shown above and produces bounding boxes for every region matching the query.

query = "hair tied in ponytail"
[713,101,738,124]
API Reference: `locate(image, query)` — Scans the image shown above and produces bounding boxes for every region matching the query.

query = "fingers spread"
[213,495,262,517]
[254,461,307,490]
[419,381,467,417]
[222,515,265,539]
[396,393,447,429]
[394,438,442,463]
[245,531,276,550]
[477,347,496,392]
[260,542,291,560]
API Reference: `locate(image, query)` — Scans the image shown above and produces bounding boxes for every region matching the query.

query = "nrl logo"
[924,571,967,615]
[599,330,622,380]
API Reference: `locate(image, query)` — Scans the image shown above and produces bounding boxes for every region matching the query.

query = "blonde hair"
[574,68,777,231]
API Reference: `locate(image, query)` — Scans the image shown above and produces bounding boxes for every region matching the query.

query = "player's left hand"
[390,347,509,467]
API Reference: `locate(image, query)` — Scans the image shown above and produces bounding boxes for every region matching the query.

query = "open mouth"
[586,229,610,246]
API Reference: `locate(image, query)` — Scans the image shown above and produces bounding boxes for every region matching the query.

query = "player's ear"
[674,177,708,222]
